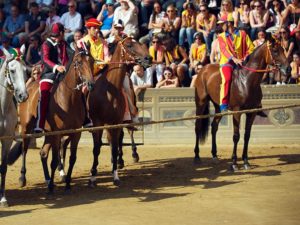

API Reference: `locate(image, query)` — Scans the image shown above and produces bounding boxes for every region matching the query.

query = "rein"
[0,57,19,93]
[240,41,277,73]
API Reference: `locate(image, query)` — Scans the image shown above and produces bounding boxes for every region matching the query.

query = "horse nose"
[17,91,28,103]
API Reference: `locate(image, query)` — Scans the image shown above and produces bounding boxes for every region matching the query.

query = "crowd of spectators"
[0,0,299,90]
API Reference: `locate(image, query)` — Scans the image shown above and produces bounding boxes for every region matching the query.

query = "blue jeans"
[204,31,215,54]
[179,27,195,47]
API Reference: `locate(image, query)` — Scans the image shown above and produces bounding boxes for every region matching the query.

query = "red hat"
[85,18,102,28]
[50,23,64,37]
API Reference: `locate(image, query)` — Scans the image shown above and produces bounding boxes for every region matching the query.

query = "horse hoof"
[212,157,219,164]
[60,175,66,183]
[244,163,251,170]
[132,154,139,163]
[230,164,239,172]
[65,187,71,195]
[0,199,8,208]
[113,179,121,187]
[19,177,26,188]
[193,157,201,164]
[118,161,125,169]
[88,180,97,188]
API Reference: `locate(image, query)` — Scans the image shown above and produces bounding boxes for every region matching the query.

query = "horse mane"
[242,42,266,66]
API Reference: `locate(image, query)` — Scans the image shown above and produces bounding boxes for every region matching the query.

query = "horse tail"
[8,141,23,165]
[199,103,210,144]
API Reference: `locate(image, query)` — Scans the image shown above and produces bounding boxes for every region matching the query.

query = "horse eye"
[10,70,15,74]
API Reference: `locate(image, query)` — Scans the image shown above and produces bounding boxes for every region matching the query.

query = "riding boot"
[34,81,53,133]
[257,104,268,118]
[81,93,93,128]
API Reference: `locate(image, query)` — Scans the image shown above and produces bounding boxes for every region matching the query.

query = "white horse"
[0,47,28,207]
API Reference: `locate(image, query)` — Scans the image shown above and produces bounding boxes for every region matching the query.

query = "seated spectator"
[249,0,270,40]
[113,0,139,39]
[26,63,41,87]
[60,1,83,43]
[281,0,300,29]
[266,0,284,33]
[130,64,153,96]
[189,32,207,79]
[0,35,13,56]
[210,26,222,64]
[138,0,154,36]
[233,0,250,33]
[25,34,42,68]
[97,0,115,38]
[56,0,69,16]
[41,6,61,40]
[279,26,295,61]
[139,1,165,47]
[163,37,189,87]
[162,4,181,40]
[289,51,300,84]
[25,2,46,40]
[196,3,216,53]
[179,2,197,48]
[2,4,25,47]
[147,35,165,84]
[0,7,6,33]
[29,0,54,13]
[156,66,179,88]
[70,29,83,51]
[253,28,266,48]
[219,0,234,19]
[190,63,204,88]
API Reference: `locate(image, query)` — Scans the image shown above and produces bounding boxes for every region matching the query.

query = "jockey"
[34,23,68,133]
[217,14,254,112]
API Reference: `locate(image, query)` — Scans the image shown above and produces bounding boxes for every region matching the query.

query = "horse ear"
[2,48,12,58]
[20,44,26,55]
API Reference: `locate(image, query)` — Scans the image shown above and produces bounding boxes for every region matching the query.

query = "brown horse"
[88,37,151,186]
[194,39,289,170]
[8,46,94,193]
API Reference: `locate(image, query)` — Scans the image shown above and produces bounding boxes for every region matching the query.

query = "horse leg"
[0,140,12,207]
[242,113,256,170]
[194,102,209,163]
[47,136,60,194]
[211,103,222,162]
[18,138,30,187]
[109,128,121,186]
[118,129,125,169]
[58,136,71,182]
[65,133,81,192]
[128,128,139,163]
[89,130,103,187]
[231,114,241,172]
[40,142,51,185]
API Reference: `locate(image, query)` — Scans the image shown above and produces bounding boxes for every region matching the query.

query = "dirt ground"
[0,142,300,225]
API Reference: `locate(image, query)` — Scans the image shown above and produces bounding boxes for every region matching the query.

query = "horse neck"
[243,43,268,85]
[107,47,127,89]
[0,60,13,115]
[56,61,79,99]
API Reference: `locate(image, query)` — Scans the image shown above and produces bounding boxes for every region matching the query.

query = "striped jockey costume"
[35,29,68,132]
[218,29,254,110]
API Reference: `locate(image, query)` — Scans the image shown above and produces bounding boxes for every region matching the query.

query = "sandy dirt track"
[0,143,300,225]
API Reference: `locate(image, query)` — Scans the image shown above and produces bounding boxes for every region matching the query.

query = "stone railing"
[132,85,300,145]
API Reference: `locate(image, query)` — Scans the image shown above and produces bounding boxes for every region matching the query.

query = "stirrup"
[83,121,93,128]
[33,127,44,134]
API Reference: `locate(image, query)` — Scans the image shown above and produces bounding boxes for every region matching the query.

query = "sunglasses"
[152,41,159,44]
[164,72,172,75]
[167,10,175,12]
[240,2,245,5]
[68,5,75,8]
[200,9,207,12]
[222,4,229,6]
[107,4,113,6]
[280,31,287,34]
[254,5,261,8]
[273,3,279,6]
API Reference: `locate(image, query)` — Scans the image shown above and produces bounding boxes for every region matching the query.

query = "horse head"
[265,34,290,76]
[119,37,152,68]
[73,43,95,91]
[1,46,28,103]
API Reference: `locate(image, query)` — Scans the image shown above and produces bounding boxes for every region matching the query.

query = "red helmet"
[50,23,64,37]
[85,18,102,28]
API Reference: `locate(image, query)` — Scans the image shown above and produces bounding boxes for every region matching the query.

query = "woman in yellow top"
[179,2,197,48]
[289,51,300,84]
[196,4,216,53]
[189,32,207,79]
[163,37,189,87]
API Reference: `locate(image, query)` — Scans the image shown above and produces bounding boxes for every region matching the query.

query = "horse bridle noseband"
[0,57,21,93]
[71,51,93,90]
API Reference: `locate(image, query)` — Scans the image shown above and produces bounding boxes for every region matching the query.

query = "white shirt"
[113,7,139,38]
[60,12,82,32]
[131,71,153,87]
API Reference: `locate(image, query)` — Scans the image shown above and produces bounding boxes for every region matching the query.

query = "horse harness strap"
[0,58,16,93]
[240,41,277,73]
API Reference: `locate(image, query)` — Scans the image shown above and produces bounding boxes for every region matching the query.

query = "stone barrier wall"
[132,85,300,145]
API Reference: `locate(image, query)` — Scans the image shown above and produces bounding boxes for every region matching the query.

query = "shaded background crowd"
[0,0,299,89]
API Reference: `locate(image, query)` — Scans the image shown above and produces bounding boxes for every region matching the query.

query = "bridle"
[64,50,94,90]
[0,57,22,93]
[240,41,280,73]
